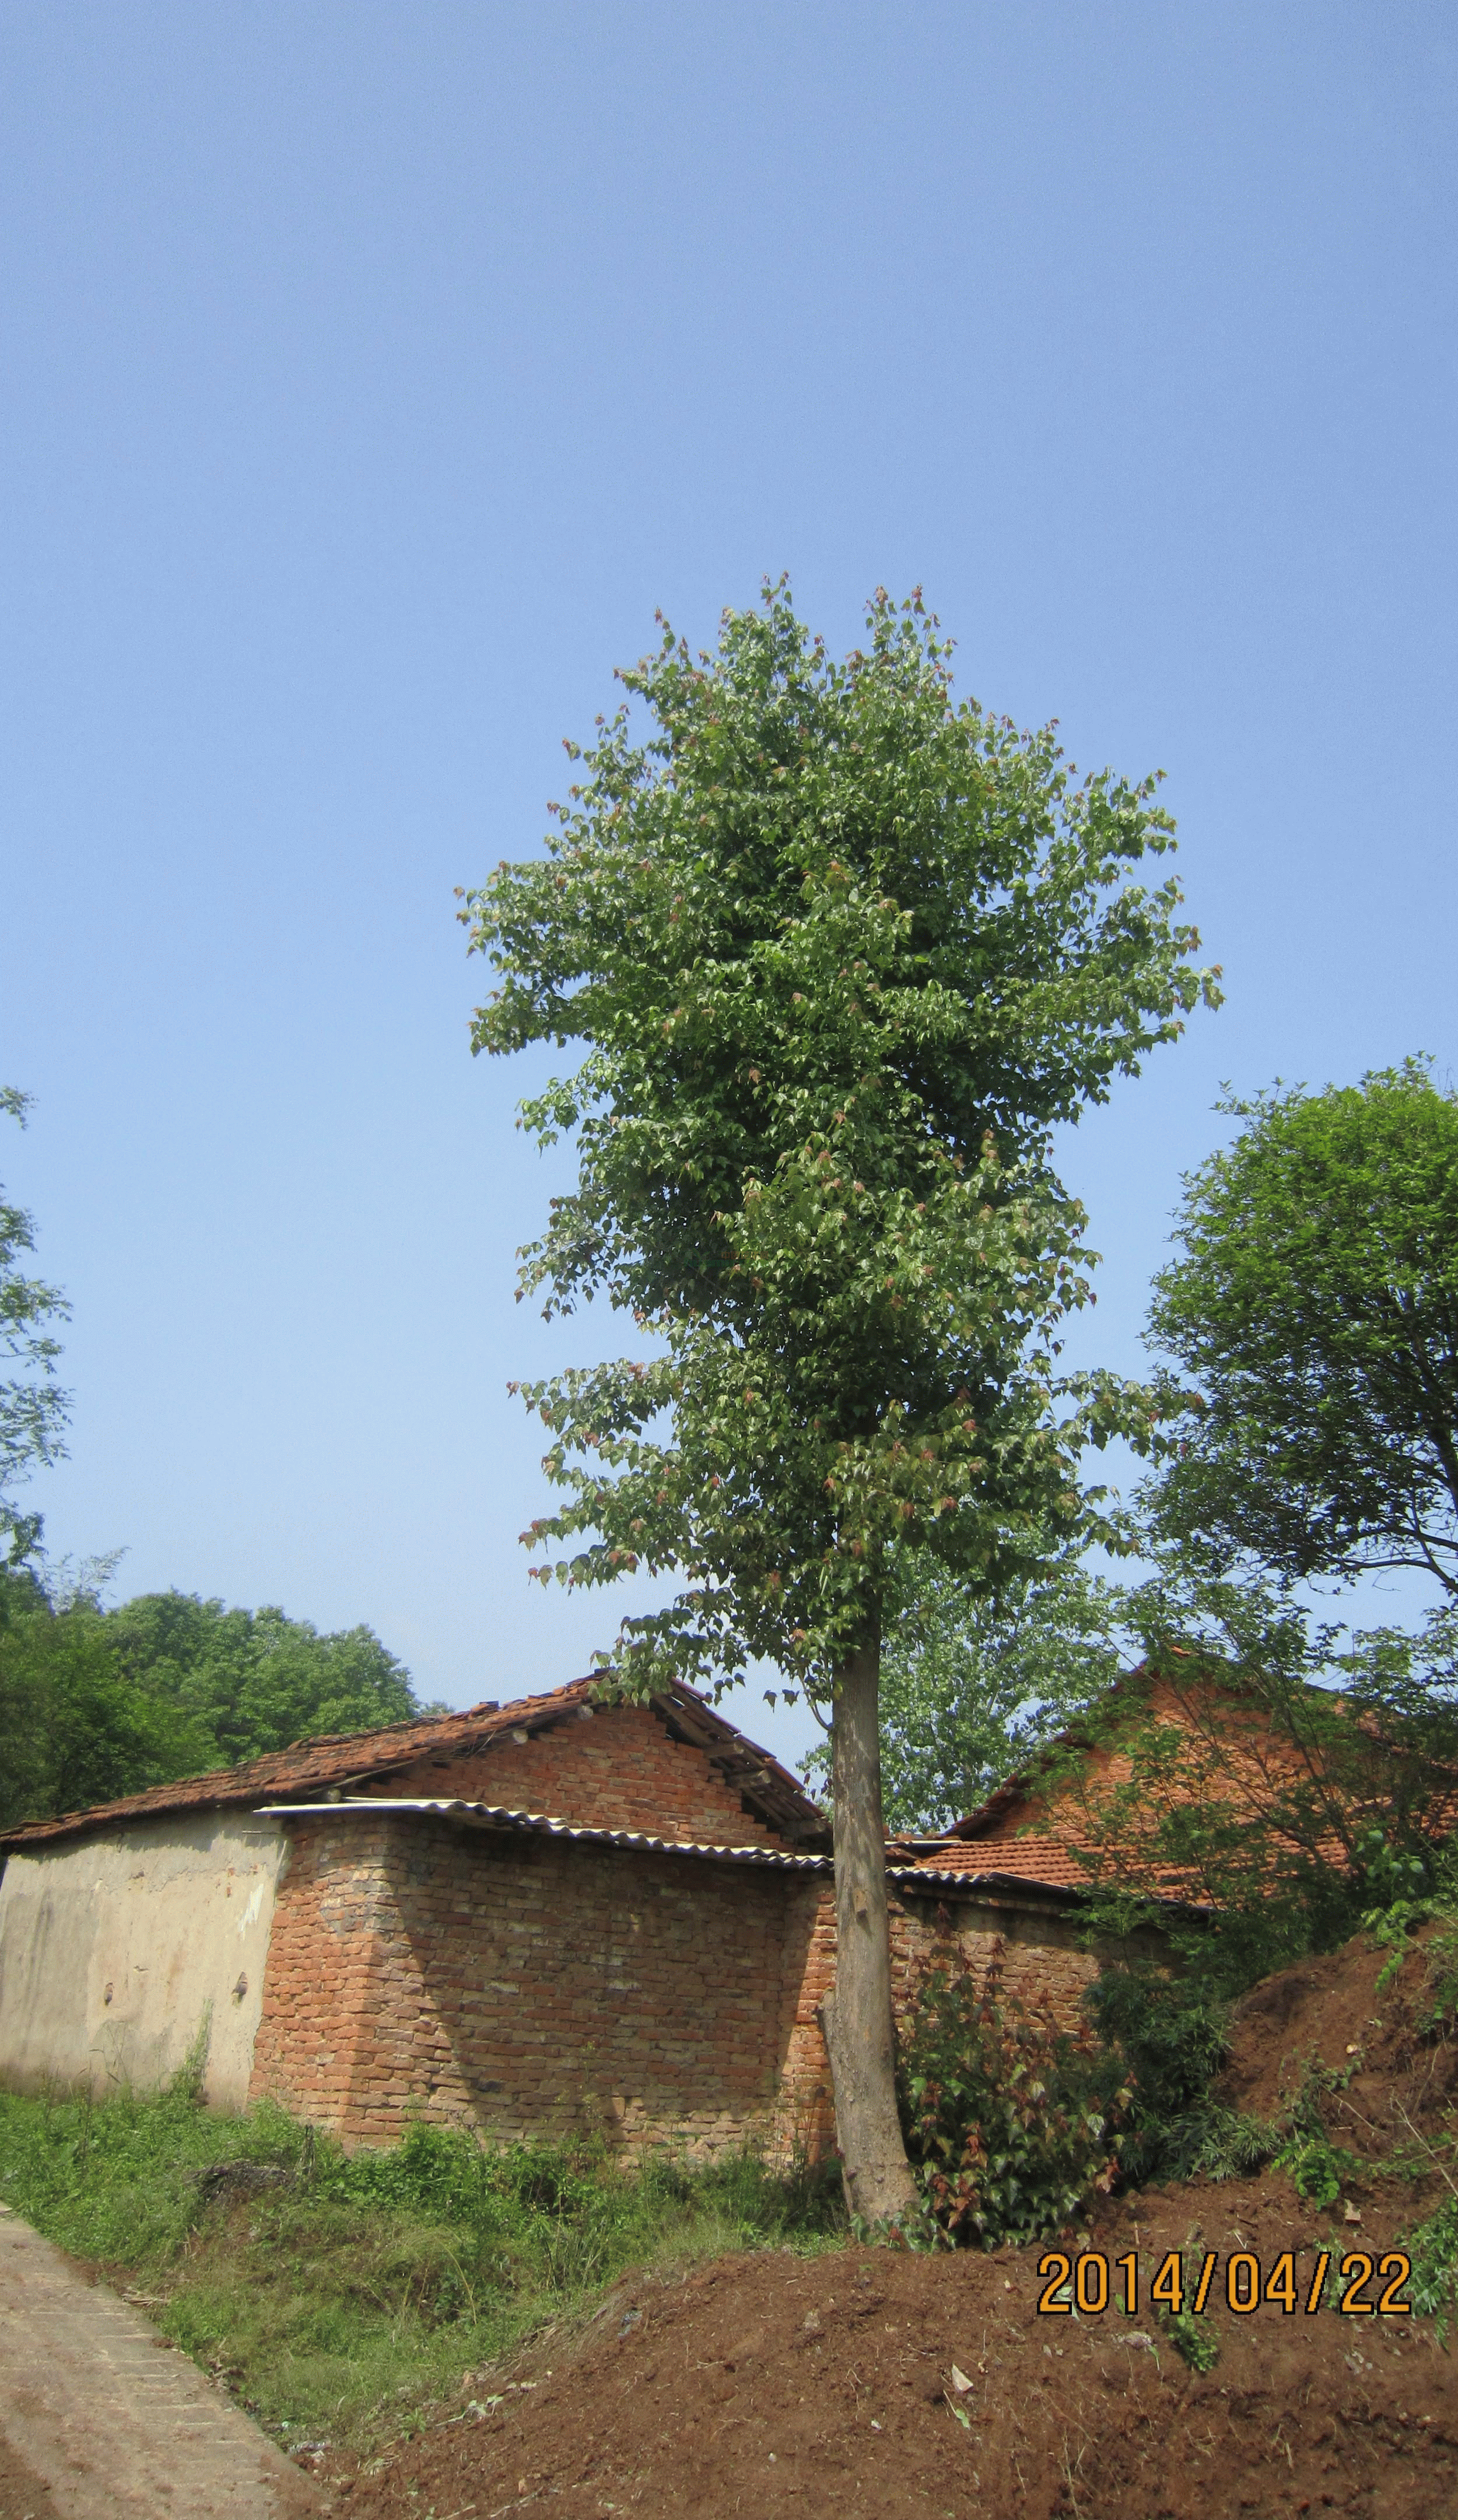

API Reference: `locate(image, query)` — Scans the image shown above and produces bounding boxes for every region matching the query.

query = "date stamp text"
[1036,2249,1412,2318]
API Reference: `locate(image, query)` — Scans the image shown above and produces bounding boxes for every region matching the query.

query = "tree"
[462,584,1217,2223]
[1145,1060,1458,1597]
[836,1553,1131,1836]
[0,1577,434,1831]
[0,1569,215,1832]
[104,1590,428,1762]
[1,1090,69,1565]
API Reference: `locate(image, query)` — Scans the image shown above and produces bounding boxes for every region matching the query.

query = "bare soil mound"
[316,1931,1458,2520]
[1219,1922,1458,2158]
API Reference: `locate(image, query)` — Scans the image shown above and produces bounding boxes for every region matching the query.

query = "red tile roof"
[0,1674,829,1854]
[900,1662,1458,1901]
[916,1832,1102,1890]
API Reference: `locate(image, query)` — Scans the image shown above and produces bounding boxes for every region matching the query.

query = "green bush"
[896,1941,1131,2246]
[1362,1836,1458,2028]
[1407,2193,1458,2339]
[1082,1942,1276,2185]
[1156,2300,1221,2372]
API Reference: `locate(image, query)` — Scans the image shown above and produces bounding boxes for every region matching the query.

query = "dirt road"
[0,2205,319,2520]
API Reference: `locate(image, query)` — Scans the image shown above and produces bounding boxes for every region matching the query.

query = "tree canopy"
[1145,1060,1458,1597]
[464,583,1217,2222]
[849,1554,1130,1836]
[105,1590,425,1764]
[0,1576,433,1832]
[464,584,1218,1702]
[0,1567,212,1832]
[1,1089,69,1565]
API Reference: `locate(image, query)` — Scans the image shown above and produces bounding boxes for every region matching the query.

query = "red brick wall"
[251,1814,815,2154]
[355,1704,781,1849]
[772,1887,1099,2160]
[250,1815,1099,2161]
[892,1898,1098,2036]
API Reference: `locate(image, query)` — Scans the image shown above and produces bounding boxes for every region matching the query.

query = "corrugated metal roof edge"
[255,1797,1210,1915]
[258,1798,829,1872]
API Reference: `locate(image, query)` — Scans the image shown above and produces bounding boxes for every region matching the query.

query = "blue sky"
[3,3,1455,1774]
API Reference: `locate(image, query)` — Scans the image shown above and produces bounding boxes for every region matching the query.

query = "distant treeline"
[0,1572,442,1833]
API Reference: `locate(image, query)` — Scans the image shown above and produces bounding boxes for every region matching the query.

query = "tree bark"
[820,1629,921,2230]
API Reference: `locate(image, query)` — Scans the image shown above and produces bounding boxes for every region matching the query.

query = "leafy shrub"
[1085,1948,1228,2116]
[1361,1833,1458,2031]
[1356,1852,1458,2342]
[896,1940,1131,2246]
[1082,1943,1276,2185]
[1270,2126,1364,2209]
[1157,2302,1221,2372]
[1407,2193,1458,2340]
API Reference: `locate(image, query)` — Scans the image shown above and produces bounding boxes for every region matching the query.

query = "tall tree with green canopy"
[462,584,1217,2223]
[1,1089,69,1566]
[1145,1060,1458,1598]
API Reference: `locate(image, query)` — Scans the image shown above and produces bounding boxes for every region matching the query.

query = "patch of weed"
[1269,2059,1372,2209]
[1156,2305,1221,2372]
[1272,2127,1366,2211]
[0,2088,844,2446]
[1406,2192,1458,2341]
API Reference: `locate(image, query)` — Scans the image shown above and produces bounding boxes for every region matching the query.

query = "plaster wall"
[0,1814,286,2108]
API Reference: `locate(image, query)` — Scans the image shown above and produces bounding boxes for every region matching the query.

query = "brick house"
[0,1674,1112,2157]
[923,1659,1419,1900]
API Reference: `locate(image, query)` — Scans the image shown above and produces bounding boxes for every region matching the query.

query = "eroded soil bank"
[317,2217,1452,2519]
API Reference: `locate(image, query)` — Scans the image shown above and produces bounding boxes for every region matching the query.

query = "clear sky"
[3,2,1455,1777]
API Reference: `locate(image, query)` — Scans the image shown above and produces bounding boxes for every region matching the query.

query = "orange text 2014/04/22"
[1036,2249,1413,2320]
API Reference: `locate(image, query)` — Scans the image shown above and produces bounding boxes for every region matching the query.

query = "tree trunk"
[820,1629,921,2230]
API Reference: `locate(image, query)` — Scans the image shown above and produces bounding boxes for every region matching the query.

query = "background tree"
[1145,1060,1458,1597]
[1,1090,69,1566]
[463,583,1217,2225]
[105,1590,429,1761]
[825,1552,1131,1837]
[0,1576,434,1832]
[0,1568,214,1831]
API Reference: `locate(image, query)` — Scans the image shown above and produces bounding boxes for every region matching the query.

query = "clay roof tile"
[0,1674,828,1854]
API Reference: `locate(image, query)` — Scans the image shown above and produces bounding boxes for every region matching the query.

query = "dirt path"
[0,2205,320,2520]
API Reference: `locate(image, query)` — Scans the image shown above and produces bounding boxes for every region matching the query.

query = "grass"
[0,2080,846,2449]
